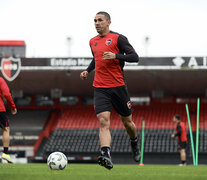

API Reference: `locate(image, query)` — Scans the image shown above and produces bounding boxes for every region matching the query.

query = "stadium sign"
[49,56,207,70]
[1,57,21,81]
[172,57,207,67]
[50,58,92,66]
[1,57,207,72]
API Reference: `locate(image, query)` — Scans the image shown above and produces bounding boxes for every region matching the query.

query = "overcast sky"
[0,0,207,57]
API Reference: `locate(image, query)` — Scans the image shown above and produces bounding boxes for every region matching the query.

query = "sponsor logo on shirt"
[105,39,112,46]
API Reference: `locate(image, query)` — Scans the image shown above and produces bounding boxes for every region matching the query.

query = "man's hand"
[102,52,116,60]
[80,71,88,80]
[171,134,175,138]
[11,108,17,115]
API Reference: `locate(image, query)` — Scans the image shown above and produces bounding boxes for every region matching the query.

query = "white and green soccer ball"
[47,152,68,170]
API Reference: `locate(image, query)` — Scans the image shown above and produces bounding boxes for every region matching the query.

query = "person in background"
[171,114,187,166]
[0,77,17,163]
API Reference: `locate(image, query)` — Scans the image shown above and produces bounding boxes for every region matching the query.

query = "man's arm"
[80,41,95,80]
[80,58,95,80]
[174,124,182,137]
[116,51,139,62]
[116,34,139,63]
[87,44,95,73]
[171,124,181,138]
[86,58,95,73]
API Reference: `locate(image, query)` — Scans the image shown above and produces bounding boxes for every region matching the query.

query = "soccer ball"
[47,152,68,170]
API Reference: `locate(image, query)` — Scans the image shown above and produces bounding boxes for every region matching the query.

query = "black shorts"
[178,141,187,150]
[94,86,132,117]
[0,112,9,129]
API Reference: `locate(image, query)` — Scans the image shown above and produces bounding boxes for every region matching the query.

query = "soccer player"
[80,11,140,169]
[171,114,187,166]
[0,77,17,163]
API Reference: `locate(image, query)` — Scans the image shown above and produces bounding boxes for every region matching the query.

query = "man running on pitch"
[80,11,140,170]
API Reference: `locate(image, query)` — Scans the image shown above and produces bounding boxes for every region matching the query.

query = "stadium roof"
[0,40,25,46]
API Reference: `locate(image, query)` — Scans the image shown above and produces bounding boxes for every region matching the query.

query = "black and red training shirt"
[87,31,139,88]
[176,122,187,142]
[0,77,16,112]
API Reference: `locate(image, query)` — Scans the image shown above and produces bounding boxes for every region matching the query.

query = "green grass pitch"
[0,163,207,180]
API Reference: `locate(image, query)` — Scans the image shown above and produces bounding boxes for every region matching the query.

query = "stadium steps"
[53,106,207,130]
[33,110,61,158]
[35,128,207,160]
[34,105,207,160]
[0,110,50,146]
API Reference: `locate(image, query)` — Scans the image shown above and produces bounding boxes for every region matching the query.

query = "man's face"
[173,116,177,123]
[94,14,111,34]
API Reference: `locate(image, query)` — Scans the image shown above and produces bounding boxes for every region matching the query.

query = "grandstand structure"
[0,56,207,164]
[0,40,26,58]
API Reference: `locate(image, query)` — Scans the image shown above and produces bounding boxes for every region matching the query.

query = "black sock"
[3,147,8,154]
[130,137,138,146]
[181,160,186,164]
[101,147,111,158]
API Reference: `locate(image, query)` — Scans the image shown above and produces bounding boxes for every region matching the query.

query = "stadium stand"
[0,110,50,146]
[34,103,207,163]
[0,40,26,58]
[1,57,207,164]
[0,109,50,160]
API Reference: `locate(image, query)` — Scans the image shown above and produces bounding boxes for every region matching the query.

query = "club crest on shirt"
[1,57,21,81]
[105,39,112,46]
[127,101,131,109]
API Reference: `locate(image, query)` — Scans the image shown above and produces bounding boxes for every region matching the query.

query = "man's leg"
[1,127,12,163]
[121,115,141,162]
[97,111,111,147]
[3,127,10,149]
[180,149,186,165]
[120,114,137,138]
[97,111,113,170]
